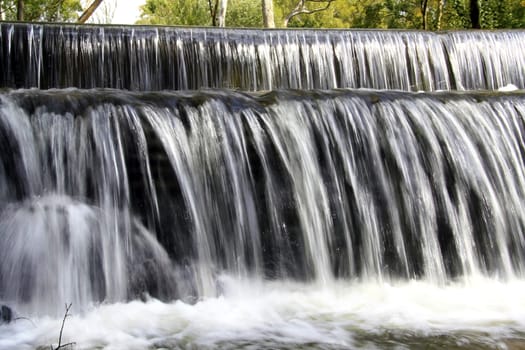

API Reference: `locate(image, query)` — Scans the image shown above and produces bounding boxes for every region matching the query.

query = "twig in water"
[53,303,76,350]
[14,316,37,328]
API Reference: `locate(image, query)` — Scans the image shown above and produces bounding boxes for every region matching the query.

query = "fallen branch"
[53,303,75,350]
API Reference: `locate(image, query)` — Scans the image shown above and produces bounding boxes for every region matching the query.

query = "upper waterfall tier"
[1,23,524,91]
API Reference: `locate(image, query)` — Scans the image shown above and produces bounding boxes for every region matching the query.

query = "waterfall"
[1,22,525,349]
[1,88,525,316]
[1,23,525,91]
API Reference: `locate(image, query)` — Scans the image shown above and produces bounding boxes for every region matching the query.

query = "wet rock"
[0,305,13,324]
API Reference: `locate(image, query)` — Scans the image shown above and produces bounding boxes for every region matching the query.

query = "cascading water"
[2,23,525,91]
[1,23,525,349]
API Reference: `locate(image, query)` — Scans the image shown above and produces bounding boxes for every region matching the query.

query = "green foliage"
[0,0,19,20]
[507,0,525,28]
[344,1,385,28]
[138,0,262,27]
[449,0,525,29]
[0,0,83,22]
[382,0,418,29]
[0,0,523,28]
[226,0,263,27]
[274,0,423,29]
[137,0,212,26]
[134,0,524,29]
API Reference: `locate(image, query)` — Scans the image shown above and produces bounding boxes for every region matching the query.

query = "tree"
[382,0,422,29]
[341,0,385,28]
[216,0,228,26]
[207,0,229,26]
[506,0,525,28]
[282,0,336,27]
[469,0,480,28]
[17,0,23,20]
[226,0,263,26]
[262,0,275,27]
[83,0,115,24]
[421,0,429,29]
[138,0,211,25]
[208,0,218,25]
[448,0,522,29]
[139,0,263,27]
[0,0,105,23]
[0,0,83,22]
[78,0,103,23]
[136,0,524,28]
[437,0,445,29]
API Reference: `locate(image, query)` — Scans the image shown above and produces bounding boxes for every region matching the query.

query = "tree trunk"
[208,0,217,26]
[470,0,480,28]
[262,0,275,28]
[284,0,334,27]
[421,0,428,29]
[17,0,24,21]
[78,0,104,23]
[216,0,228,27]
[437,0,445,30]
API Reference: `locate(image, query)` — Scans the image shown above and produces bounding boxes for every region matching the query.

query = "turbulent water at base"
[1,277,525,350]
[1,22,525,350]
[1,23,525,91]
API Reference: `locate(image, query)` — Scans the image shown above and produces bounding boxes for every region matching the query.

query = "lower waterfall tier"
[1,88,525,315]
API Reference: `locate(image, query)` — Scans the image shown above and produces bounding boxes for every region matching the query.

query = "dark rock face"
[0,305,13,324]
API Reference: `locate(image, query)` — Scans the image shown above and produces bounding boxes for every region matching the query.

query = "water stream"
[1,23,525,91]
[1,23,525,349]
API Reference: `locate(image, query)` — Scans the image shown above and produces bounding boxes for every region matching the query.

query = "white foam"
[2,276,524,349]
[499,84,519,92]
